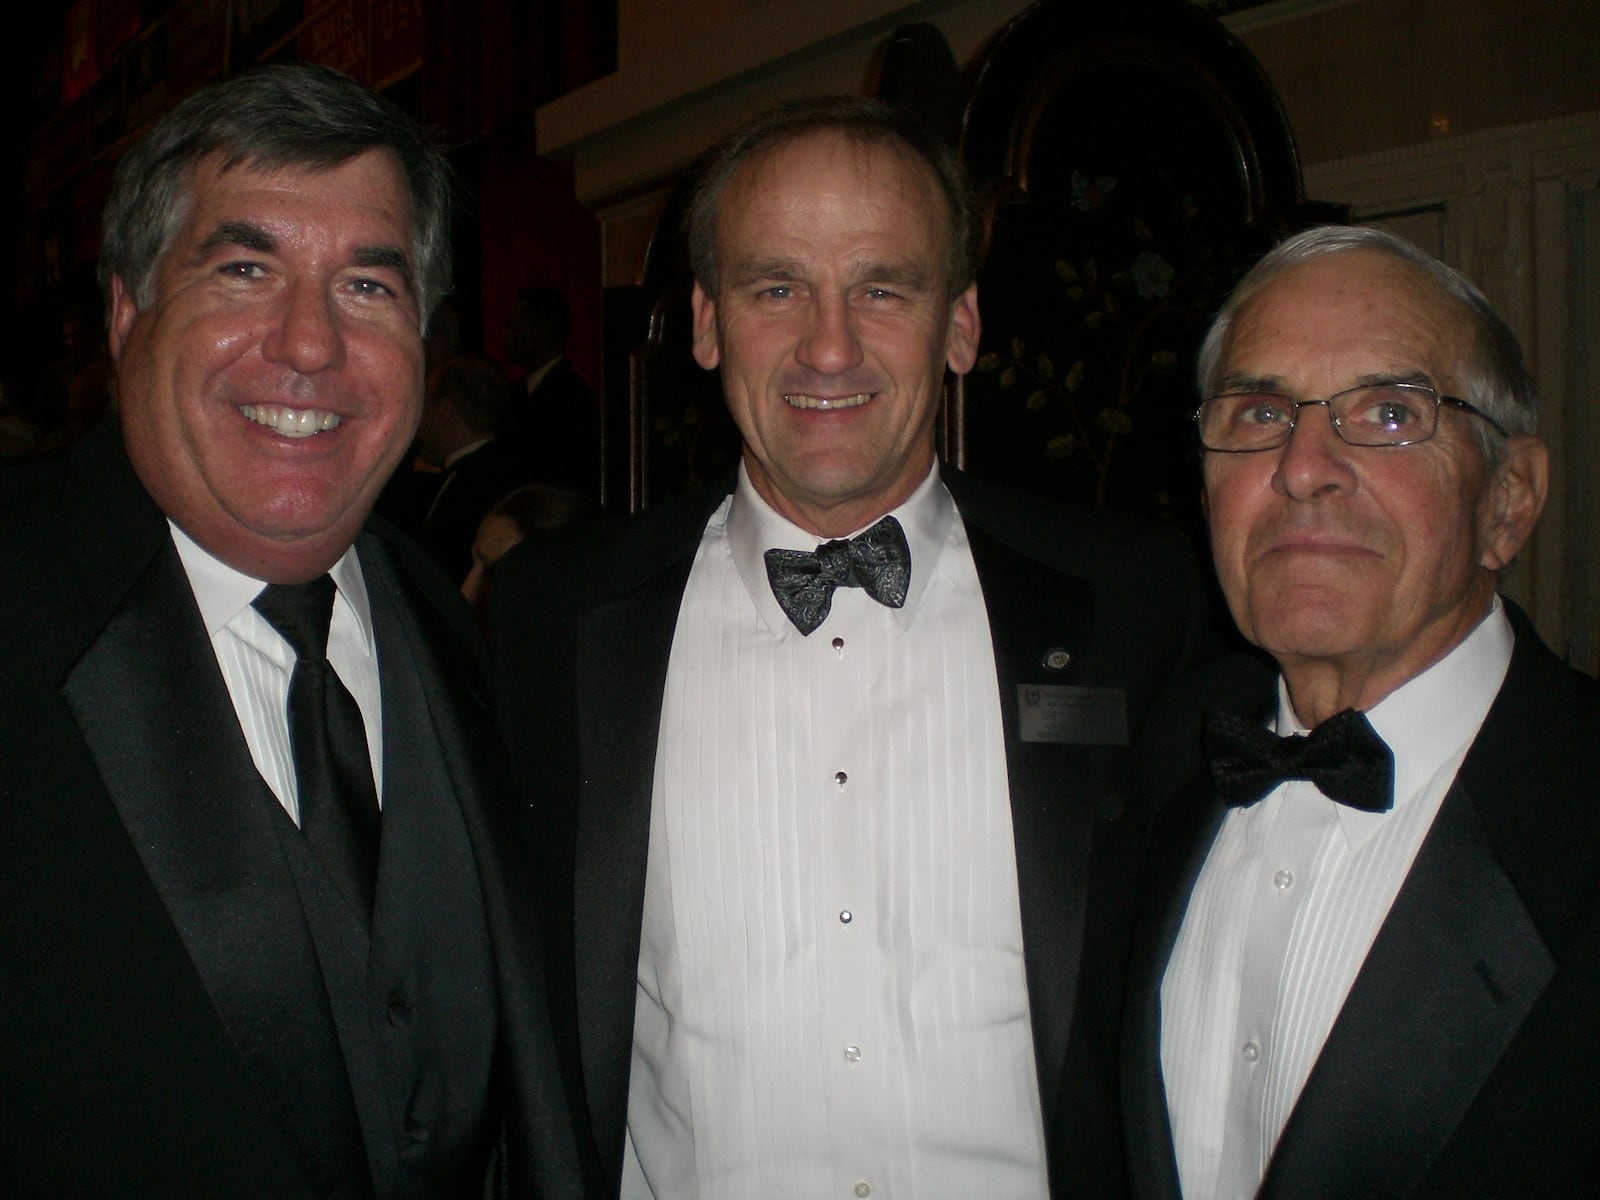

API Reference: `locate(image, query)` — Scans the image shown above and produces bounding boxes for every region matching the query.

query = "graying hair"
[1196,224,1536,464]
[99,63,454,331]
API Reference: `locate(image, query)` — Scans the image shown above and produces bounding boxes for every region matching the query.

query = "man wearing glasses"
[1122,225,1600,1198]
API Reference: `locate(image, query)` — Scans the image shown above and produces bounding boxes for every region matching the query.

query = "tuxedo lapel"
[573,519,704,1177]
[1261,777,1553,1198]
[1123,779,1229,1200]
[1260,615,1567,1198]
[359,531,588,1193]
[61,535,366,1193]
[962,516,1107,1131]
[359,532,495,820]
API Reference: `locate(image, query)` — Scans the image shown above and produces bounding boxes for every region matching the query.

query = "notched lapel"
[1262,781,1554,1199]
[964,520,1114,1126]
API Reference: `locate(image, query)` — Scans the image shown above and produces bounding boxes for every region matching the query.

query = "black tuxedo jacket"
[1123,604,1600,1198]
[489,467,1210,1197]
[0,428,582,1197]
[506,356,601,500]
[422,434,543,583]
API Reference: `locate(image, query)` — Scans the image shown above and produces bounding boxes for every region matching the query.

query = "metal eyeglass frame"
[1193,382,1510,453]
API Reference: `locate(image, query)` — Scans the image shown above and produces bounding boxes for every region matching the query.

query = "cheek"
[1202,467,1252,558]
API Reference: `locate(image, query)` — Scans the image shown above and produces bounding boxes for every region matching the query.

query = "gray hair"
[685,95,975,300]
[99,63,454,330]
[1196,224,1536,464]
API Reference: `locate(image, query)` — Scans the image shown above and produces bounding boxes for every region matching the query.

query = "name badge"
[1018,684,1129,745]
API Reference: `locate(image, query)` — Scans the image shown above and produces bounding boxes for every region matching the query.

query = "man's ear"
[107,275,140,362]
[690,281,720,371]
[944,282,981,375]
[1480,435,1550,570]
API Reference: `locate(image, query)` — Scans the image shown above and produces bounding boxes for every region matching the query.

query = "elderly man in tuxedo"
[490,95,1209,1199]
[1123,225,1599,1198]
[0,65,579,1197]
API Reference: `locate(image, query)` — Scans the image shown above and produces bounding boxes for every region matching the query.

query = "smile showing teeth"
[239,404,342,438]
[782,393,872,411]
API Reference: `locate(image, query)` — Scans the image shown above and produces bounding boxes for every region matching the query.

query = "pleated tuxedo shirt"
[172,522,383,823]
[622,465,1048,1200]
[1161,601,1512,1200]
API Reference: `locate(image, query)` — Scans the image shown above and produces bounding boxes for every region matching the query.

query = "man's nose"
[795,293,865,376]
[262,281,346,374]
[1273,401,1358,500]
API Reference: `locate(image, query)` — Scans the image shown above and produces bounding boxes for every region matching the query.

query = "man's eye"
[1241,397,1290,425]
[349,277,395,298]
[1359,396,1423,427]
[759,285,793,300]
[220,262,267,279]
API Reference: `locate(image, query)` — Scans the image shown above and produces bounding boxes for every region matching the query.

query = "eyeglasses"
[1194,383,1509,453]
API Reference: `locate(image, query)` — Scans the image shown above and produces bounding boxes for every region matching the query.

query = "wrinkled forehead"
[1222,250,1471,389]
[723,129,949,231]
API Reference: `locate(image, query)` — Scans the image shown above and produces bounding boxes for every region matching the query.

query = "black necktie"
[1203,707,1394,813]
[253,576,381,922]
[764,515,911,636]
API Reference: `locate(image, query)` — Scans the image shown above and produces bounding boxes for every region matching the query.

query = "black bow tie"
[1203,707,1394,813]
[763,515,911,636]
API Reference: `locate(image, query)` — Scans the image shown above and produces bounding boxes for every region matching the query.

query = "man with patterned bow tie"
[1122,225,1600,1199]
[0,66,580,1197]
[489,96,1208,1199]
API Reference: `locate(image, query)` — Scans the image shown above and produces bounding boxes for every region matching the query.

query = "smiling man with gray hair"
[1,64,579,1198]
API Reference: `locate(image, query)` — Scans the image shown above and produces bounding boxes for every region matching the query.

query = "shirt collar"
[1275,596,1513,843]
[725,460,954,638]
[524,354,563,393]
[168,520,374,654]
[444,436,493,469]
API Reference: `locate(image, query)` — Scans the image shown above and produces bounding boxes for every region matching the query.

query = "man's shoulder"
[1461,604,1600,952]
[493,482,729,615]
[362,511,481,649]
[943,466,1195,576]
[0,430,165,633]
[0,452,71,556]
[1479,604,1600,771]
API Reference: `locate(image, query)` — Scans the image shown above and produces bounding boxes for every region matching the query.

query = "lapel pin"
[1041,647,1072,672]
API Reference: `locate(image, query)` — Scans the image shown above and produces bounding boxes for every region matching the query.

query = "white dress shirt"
[1160,600,1513,1200]
[621,464,1048,1200]
[170,523,384,823]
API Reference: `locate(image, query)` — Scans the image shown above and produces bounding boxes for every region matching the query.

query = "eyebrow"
[1212,368,1436,393]
[188,222,414,291]
[852,261,932,290]
[193,220,276,259]
[722,256,934,292]
[354,244,415,291]
[724,257,801,288]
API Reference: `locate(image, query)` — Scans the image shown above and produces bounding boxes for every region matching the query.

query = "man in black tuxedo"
[502,285,601,499]
[0,65,579,1198]
[490,96,1207,1198]
[1123,225,1599,1198]
[415,352,541,584]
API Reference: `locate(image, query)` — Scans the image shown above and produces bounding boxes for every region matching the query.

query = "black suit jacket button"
[387,987,414,1027]
[1097,792,1124,821]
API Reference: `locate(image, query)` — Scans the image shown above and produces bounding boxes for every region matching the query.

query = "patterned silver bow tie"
[763,515,911,636]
